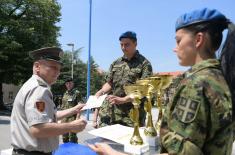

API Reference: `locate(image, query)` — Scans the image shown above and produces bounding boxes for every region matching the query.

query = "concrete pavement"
[1,108,235,154]
[0,109,11,151]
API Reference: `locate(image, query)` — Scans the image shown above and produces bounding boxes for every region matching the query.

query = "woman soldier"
[88,8,234,155]
[160,8,234,155]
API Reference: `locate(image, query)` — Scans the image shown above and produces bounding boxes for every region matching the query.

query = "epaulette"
[113,57,124,65]
[37,79,47,87]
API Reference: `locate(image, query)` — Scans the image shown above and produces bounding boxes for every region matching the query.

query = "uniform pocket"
[127,68,142,82]
[112,67,123,83]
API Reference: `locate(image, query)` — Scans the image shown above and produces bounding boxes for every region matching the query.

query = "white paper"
[81,94,107,110]
[88,124,146,145]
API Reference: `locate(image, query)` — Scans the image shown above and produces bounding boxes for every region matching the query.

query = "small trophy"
[124,84,148,145]
[155,75,173,131]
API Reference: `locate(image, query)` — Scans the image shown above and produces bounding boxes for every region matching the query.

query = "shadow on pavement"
[0,103,12,117]
[0,119,10,124]
[0,109,11,117]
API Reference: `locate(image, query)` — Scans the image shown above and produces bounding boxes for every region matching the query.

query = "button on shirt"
[11,75,58,153]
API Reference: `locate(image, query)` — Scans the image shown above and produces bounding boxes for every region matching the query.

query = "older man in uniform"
[10,47,87,155]
[61,78,83,143]
[93,31,153,128]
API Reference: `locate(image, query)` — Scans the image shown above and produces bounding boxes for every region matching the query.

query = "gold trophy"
[136,77,161,137]
[124,84,148,145]
[155,75,173,131]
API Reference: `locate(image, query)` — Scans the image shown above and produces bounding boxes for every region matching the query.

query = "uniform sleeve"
[140,60,153,78]
[61,94,67,110]
[25,86,55,127]
[74,90,82,103]
[161,130,203,155]
[105,63,114,83]
[160,82,206,155]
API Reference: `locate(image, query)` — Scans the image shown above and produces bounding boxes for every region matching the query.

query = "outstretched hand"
[88,143,126,155]
[107,95,126,105]
[70,118,87,133]
[88,143,168,155]
[73,104,85,114]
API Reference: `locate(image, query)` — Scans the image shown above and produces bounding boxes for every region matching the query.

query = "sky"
[57,0,235,72]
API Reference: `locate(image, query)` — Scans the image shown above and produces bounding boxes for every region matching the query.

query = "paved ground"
[0,108,158,151]
[0,107,12,151]
[1,107,235,154]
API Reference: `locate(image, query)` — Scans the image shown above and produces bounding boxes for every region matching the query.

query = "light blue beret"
[175,8,228,31]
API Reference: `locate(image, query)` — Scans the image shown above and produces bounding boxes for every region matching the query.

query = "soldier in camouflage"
[93,31,153,128]
[160,8,233,155]
[61,78,83,143]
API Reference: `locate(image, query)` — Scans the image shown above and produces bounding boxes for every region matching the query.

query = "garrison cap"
[119,31,137,41]
[175,8,228,31]
[29,47,63,64]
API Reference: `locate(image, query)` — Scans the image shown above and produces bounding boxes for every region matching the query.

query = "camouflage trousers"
[62,115,77,143]
[98,99,146,127]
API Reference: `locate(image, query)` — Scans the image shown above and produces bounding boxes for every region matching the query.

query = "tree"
[0,0,61,109]
[51,51,106,104]
[89,56,106,95]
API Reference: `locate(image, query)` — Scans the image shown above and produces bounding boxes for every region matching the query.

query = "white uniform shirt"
[11,75,59,153]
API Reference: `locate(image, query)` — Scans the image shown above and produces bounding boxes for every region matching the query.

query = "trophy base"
[144,136,159,147]
[124,143,149,155]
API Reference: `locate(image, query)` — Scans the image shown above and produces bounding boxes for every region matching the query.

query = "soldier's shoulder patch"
[35,101,45,112]
[175,97,200,123]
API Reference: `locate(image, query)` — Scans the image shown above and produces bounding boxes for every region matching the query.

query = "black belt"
[13,148,52,155]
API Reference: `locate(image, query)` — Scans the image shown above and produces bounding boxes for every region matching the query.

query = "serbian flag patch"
[36,101,45,112]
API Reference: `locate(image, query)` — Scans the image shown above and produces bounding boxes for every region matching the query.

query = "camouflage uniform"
[61,88,82,143]
[99,51,153,127]
[160,59,233,155]
[162,74,185,108]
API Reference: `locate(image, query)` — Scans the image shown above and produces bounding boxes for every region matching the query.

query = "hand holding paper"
[81,94,107,110]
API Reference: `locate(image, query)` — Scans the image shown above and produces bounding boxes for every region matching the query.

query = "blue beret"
[53,143,97,155]
[175,8,228,31]
[119,31,137,41]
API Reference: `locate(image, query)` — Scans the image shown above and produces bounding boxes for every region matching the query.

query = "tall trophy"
[136,77,161,136]
[123,84,148,145]
[136,77,161,146]
[155,75,173,131]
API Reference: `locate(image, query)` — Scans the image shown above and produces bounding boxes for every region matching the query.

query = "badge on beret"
[36,101,45,112]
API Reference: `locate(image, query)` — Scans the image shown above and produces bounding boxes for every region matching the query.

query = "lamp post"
[67,43,74,79]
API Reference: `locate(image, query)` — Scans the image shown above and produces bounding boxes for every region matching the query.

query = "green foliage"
[0,0,105,105]
[89,56,106,95]
[0,0,61,107]
[51,50,106,101]
[0,0,61,84]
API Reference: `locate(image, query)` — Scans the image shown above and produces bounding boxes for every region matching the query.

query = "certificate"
[81,94,107,110]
